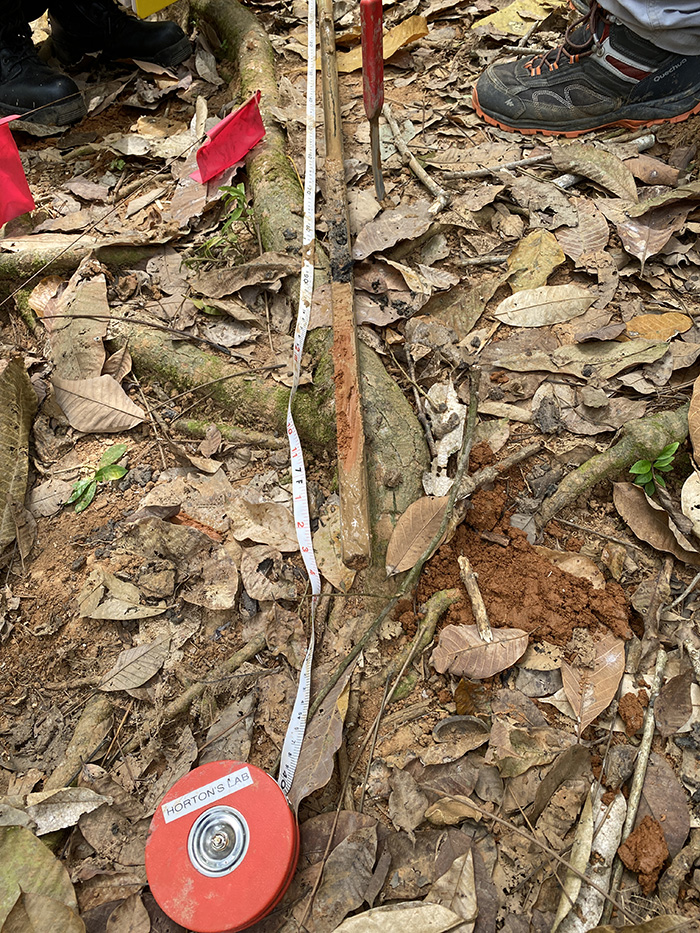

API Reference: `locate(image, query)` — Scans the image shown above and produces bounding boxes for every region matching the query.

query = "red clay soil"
[418,486,631,645]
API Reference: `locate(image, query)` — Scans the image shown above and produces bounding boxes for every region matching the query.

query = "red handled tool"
[360,0,385,201]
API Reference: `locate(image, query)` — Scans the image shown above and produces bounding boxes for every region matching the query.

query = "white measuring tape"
[277,0,321,799]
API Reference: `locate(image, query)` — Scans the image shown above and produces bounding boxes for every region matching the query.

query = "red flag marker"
[0,115,35,229]
[190,91,266,184]
[360,0,385,201]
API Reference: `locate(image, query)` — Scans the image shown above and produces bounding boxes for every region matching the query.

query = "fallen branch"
[601,647,668,924]
[123,632,266,754]
[173,418,287,449]
[458,555,492,642]
[537,403,689,531]
[383,102,451,213]
[370,587,461,702]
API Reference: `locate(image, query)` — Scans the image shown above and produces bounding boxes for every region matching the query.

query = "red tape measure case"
[145,760,299,933]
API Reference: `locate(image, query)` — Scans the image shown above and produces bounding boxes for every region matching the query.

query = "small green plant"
[67,444,129,513]
[629,442,679,496]
[188,182,250,265]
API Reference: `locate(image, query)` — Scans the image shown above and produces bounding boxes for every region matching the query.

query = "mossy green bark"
[111,321,336,452]
[190,0,305,260]
[537,402,690,529]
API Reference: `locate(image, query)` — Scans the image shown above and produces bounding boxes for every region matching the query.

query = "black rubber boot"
[0,19,85,125]
[49,0,192,68]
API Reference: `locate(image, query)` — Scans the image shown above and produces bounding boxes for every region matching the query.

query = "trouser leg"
[598,0,700,54]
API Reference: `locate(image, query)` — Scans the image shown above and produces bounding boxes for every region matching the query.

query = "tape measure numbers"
[147,2,324,929]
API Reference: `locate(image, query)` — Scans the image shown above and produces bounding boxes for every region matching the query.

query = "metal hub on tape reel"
[146,760,299,933]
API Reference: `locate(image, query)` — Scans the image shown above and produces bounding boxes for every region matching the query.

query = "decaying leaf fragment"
[431,624,528,679]
[551,791,594,932]
[550,142,638,200]
[613,482,700,566]
[288,667,354,811]
[560,632,624,735]
[53,373,145,433]
[0,825,83,929]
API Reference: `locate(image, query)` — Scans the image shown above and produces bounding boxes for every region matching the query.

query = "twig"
[440,154,551,180]
[407,353,437,459]
[601,647,667,924]
[121,632,266,755]
[358,675,391,813]
[307,374,479,721]
[134,378,168,471]
[666,570,700,611]
[452,253,509,267]
[458,555,492,642]
[553,518,645,552]
[421,789,634,923]
[383,101,451,213]
[501,44,548,53]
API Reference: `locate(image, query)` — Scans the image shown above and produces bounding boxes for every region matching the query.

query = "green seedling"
[188,182,250,265]
[67,443,129,513]
[629,442,679,496]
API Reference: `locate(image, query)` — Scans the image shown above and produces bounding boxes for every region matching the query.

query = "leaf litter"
[2,2,700,931]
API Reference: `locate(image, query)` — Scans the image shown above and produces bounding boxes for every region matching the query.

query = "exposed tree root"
[190,0,306,260]
[537,403,690,531]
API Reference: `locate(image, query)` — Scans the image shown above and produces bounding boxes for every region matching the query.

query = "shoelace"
[525,0,606,75]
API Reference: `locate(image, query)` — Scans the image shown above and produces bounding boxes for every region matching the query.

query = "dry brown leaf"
[688,373,700,458]
[312,825,378,933]
[507,229,565,292]
[431,624,528,679]
[228,498,299,551]
[105,893,151,933]
[554,198,609,261]
[240,545,295,601]
[654,670,693,738]
[533,546,605,589]
[626,311,692,341]
[192,252,298,299]
[99,636,170,691]
[493,284,595,327]
[333,902,463,933]
[636,752,690,857]
[287,668,353,812]
[335,16,429,72]
[613,482,700,566]
[353,201,434,261]
[625,155,680,187]
[560,632,624,736]
[615,203,690,272]
[386,495,448,575]
[425,848,478,930]
[102,345,133,382]
[52,374,145,433]
[680,471,700,537]
[550,142,638,200]
[42,267,110,380]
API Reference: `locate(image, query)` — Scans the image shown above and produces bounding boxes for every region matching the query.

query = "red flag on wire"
[190,91,265,184]
[0,115,35,229]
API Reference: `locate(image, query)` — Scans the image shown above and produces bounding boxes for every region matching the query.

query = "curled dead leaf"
[431,624,528,679]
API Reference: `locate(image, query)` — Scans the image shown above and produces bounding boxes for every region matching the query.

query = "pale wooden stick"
[458,555,492,642]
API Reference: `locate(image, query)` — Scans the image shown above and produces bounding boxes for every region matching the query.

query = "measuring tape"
[146,0,321,928]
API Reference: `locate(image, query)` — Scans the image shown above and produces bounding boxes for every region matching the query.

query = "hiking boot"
[49,0,192,68]
[0,19,86,125]
[472,1,700,136]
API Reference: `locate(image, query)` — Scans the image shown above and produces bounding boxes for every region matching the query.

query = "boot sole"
[53,34,191,69]
[472,85,700,137]
[0,94,86,127]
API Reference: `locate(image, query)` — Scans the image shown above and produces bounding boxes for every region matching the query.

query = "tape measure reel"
[145,760,299,933]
